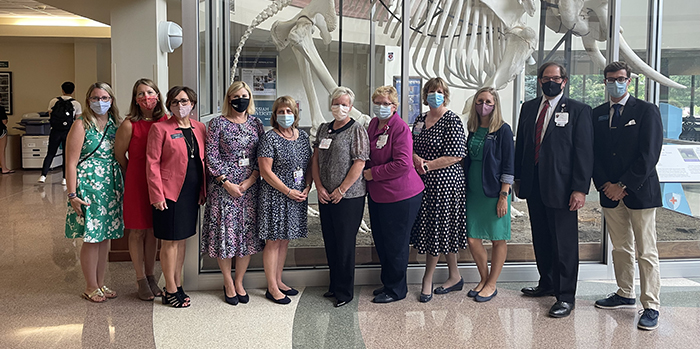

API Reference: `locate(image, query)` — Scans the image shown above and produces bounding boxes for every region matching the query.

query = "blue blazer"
[591,96,663,209]
[463,123,515,198]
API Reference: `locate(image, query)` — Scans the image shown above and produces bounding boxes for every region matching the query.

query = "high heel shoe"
[434,278,464,295]
[224,286,238,305]
[163,287,190,308]
[238,293,250,304]
[177,286,190,302]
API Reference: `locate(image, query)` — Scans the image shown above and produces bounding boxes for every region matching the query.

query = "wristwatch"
[422,162,429,172]
[219,177,229,186]
[499,191,508,197]
[616,181,626,189]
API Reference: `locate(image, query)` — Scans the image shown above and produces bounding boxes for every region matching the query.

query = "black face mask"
[230,97,250,113]
[541,81,563,97]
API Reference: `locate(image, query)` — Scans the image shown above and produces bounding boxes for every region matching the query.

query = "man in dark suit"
[591,61,662,331]
[514,62,593,318]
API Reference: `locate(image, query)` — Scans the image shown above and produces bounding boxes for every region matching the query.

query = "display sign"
[657,144,700,182]
[253,100,274,127]
[393,76,422,124]
[0,61,8,68]
[238,56,277,97]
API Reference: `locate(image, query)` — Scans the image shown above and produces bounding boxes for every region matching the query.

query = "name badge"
[555,112,569,127]
[413,122,424,135]
[238,158,250,167]
[376,134,388,149]
[171,133,184,139]
[319,138,332,149]
[598,115,609,121]
[293,168,304,185]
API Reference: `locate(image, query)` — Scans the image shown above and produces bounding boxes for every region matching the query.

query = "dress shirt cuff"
[500,174,514,184]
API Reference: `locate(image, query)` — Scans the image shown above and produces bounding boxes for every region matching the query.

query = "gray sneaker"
[594,293,636,309]
[637,308,659,330]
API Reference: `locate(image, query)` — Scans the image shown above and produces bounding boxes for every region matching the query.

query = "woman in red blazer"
[146,86,206,308]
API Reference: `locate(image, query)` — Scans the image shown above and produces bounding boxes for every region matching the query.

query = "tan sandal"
[100,286,118,299]
[146,275,163,297]
[82,288,106,303]
[137,278,155,300]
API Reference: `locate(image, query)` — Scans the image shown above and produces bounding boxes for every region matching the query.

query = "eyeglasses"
[540,76,563,83]
[605,77,629,83]
[89,96,112,102]
[171,99,190,106]
[373,102,394,107]
[475,101,494,105]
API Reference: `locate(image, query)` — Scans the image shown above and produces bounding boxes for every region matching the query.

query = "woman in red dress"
[115,79,167,300]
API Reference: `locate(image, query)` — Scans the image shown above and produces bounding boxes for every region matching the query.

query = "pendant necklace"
[182,131,195,158]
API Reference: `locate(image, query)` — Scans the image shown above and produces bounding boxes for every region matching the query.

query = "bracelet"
[218,177,228,186]
[67,192,77,200]
[337,187,346,196]
[286,188,291,196]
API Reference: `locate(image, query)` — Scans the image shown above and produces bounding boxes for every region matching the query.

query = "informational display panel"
[657,144,700,183]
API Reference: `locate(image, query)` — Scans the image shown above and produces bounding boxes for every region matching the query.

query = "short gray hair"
[330,86,355,105]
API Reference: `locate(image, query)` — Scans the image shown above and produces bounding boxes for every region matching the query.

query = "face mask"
[136,95,158,110]
[427,92,444,109]
[230,97,250,113]
[172,105,192,119]
[475,103,494,117]
[90,100,111,115]
[541,81,563,97]
[373,104,393,120]
[606,81,628,99]
[276,113,294,129]
[331,104,350,121]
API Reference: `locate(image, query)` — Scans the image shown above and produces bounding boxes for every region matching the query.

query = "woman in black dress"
[146,86,207,307]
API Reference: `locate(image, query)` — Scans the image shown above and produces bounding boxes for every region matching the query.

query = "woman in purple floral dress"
[202,81,264,305]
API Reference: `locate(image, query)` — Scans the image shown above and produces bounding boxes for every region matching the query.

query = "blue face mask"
[427,92,444,109]
[276,113,294,129]
[373,104,393,120]
[90,100,111,116]
[606,81,628,99]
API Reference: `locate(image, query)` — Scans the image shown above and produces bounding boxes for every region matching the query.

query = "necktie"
[611,104,622,129]
[534,101,549,164]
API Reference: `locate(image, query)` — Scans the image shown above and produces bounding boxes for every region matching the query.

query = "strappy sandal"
[137,278,155,301]
[82,288,106,303]
[146,275,163,297]
[162,287,190,308]
[177,286,190,302]
[100,286,118,299]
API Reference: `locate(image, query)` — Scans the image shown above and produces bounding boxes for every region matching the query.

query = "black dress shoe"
[521,286,555,297]
[434,278,464,295]
[238,293,249,304]
[419,293,432,303]
[323,291,335,298]
[224,286,238,305]
[280,287,299,296]
[335,299,350,307]
[265,290,291,305]
[372,293,399,304]
[549,301,575,318]
[373,287,385,296]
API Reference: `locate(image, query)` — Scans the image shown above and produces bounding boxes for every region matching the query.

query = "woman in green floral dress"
[65,82,124,303]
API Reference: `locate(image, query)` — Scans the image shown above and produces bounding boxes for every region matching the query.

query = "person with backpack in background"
[38,81,82,185]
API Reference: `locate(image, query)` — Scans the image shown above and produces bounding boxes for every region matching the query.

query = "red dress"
[123,118,162,229]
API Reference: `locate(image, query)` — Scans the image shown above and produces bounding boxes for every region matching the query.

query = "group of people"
[59,59,662,330]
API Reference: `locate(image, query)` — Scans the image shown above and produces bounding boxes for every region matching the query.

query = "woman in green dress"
[464,87,514,302]
[65,82,124,302]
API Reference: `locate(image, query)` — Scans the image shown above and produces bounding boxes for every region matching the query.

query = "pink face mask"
[172,105,192,119]
[136,95,158,110]
[475,103,494,117]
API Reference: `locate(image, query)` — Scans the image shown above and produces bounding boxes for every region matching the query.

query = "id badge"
[413,122,424,135]
[555,112,569,127]
[238,158,250,167]
[377,134,388,149]
[293,168,304,185]
[319,138,332,149]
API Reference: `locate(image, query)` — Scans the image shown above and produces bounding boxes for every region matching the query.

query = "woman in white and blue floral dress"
[65,82,124,303]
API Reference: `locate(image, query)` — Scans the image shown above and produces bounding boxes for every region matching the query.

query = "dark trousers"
[319,196,365,302]
[41,128,69,177]
[526,167,579,303]
[368,192,423,299]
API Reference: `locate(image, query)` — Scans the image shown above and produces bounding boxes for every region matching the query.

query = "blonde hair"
[222,81,255,116]
[330,86,355,105]
[270,96,300,129]
[83,82,122,129]
[127,78,165,121]
[467,87,504,134]
[422,77,450,106]
[371,85,399,105]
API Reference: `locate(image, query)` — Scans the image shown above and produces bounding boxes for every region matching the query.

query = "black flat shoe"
[549,301,575,318]
[373,287,385,296]
[280,287,299,296]
[238,293,249,304]
[434,278,464,295]
[335,299,350,307]
[474,289,497,302]
[265,290,291,305]
[223,286,238,306]
[467,287,482,298]
[323,291,335,298]
[373,293,400,304]
[419,293,432,303]
[521,286,555,298]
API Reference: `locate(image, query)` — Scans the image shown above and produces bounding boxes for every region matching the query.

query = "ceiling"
[0,0,81,18]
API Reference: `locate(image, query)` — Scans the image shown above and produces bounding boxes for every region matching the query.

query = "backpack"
[50,97,75,130]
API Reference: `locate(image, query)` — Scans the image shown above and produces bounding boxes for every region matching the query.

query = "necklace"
[279,128,295,140]
[182,130,195,158]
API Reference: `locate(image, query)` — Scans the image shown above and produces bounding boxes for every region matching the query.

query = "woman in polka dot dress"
[411,77,467,302]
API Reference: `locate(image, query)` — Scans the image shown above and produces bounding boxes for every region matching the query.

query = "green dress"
[466,127,510,240]
[65,118,124,243]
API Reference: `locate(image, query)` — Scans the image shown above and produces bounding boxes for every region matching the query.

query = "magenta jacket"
[365,112,424,203]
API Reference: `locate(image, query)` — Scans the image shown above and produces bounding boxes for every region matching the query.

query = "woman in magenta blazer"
[363,86,424,303]
[146,86,206,308]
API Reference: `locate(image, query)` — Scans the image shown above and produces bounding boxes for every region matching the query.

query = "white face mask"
[331,104,350,121]
[173,105,192,119]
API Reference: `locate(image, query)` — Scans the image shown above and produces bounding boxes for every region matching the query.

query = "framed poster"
[393,76,422,124]
[0,72,11,115]
[235,56,277,126]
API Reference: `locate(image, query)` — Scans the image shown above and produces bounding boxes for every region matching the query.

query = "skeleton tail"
[230,0,293,84]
